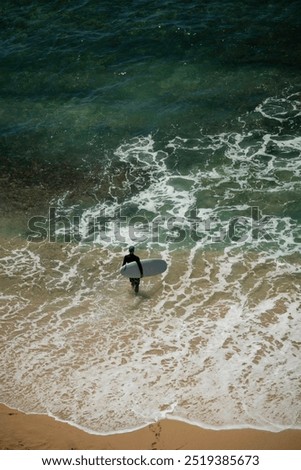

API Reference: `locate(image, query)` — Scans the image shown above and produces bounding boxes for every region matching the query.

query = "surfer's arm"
[137,259,143,277]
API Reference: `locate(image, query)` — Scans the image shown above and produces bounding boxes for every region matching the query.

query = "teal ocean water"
[1,1,301,434]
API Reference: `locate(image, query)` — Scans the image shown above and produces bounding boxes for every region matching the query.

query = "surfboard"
[120,259,167,278]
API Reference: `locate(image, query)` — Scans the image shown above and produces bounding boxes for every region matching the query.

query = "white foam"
[255,94,301,122]
[1,241,301,433]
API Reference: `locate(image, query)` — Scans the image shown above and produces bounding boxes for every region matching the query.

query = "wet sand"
[1,404,301,450]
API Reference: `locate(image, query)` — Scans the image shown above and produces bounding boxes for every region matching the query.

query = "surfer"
[122,246,143,294]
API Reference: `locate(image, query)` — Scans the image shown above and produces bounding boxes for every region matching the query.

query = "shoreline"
[1,404,301,450]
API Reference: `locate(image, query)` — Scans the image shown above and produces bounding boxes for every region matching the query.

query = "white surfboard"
[120,259,167,278]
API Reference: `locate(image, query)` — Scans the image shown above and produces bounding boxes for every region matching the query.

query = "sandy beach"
[1,404,300,450]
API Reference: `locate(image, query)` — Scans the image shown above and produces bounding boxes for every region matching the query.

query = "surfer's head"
[129,246,135,253]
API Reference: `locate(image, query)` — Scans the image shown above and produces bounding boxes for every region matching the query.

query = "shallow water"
[1,0,301,434]
[1,237,300,433]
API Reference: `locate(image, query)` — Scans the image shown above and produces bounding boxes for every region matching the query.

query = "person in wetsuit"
[122,246,143,293]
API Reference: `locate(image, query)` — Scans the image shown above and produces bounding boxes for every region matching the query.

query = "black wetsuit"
[122,253,143,293]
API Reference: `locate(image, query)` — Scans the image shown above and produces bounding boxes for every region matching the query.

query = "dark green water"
[1,1,301,235]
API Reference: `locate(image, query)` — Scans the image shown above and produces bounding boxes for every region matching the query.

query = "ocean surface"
[1,0,301,435]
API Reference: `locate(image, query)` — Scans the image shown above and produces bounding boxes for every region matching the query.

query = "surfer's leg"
[134,278,140,294]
